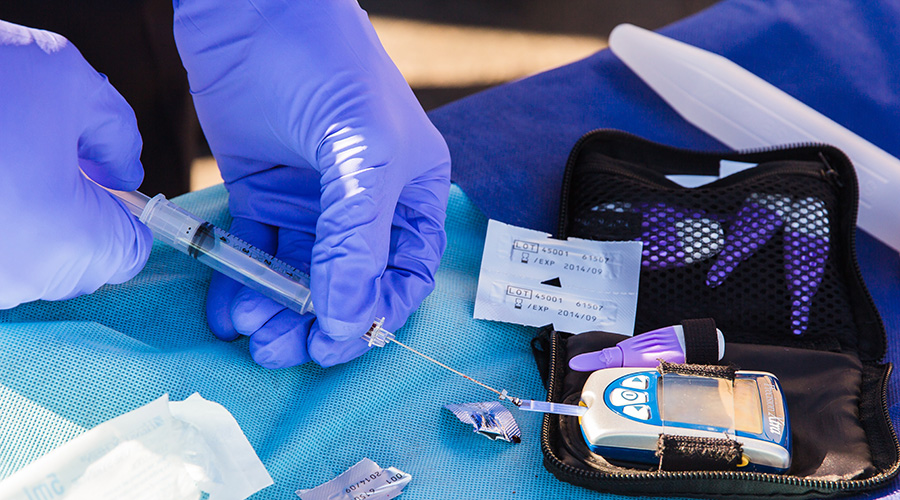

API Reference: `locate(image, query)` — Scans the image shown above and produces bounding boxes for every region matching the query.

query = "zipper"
[545,129,898,493]
[818,152,845,188]
[540,330,900,492]
[877,363,900,481]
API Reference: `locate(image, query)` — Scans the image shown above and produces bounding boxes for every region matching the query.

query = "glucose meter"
[579,367,791,473]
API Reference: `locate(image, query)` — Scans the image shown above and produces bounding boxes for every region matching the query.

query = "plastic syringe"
[112,190,582,415]
[111,189,322,317]
[112,190,405,344]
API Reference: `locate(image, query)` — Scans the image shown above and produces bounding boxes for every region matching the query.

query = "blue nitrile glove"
[173,0,451,368]
[0,21,152,310]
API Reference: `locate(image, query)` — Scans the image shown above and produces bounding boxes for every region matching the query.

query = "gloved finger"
[229,225,315,335]
[77,73,144,191]
[312,131,450,342]
[207,271,243,341]
[372,175,450,332]
[311,167,394,341]
[229,286,289,335]
[100,195,154,285]
[40,177,154,299]
[306,171,449,351]
[247,310,314,369]
[206,217,278,341]
[307,329,372,368]
[272,222,316,270]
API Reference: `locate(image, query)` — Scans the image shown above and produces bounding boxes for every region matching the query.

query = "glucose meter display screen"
[733,378,763,435]
[661,375,763,435]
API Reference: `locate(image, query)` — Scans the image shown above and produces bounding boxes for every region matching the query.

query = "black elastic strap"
[656,434,743,471]
[680,318,719,365]
[657,360,737,380]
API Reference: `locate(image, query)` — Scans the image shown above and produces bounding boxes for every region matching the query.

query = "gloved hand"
[173,0,451,367]
[0,21,152,309]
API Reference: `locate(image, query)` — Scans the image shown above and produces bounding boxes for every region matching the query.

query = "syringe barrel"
[139,194,314,315]
[139,194,198,251]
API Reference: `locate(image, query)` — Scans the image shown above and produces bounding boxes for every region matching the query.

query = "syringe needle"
[102,187,580,416]
[364,322,589,416]
[363,318,512,401]
[101,188,548,412]
[388,336,508,399]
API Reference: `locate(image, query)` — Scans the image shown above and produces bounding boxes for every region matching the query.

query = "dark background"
[362,0,716,34]
[1,0,718,196]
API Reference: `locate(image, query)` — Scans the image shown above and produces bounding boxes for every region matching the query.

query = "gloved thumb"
[74,75,151,284]
[81,177,154,286]
[77,73,144,191]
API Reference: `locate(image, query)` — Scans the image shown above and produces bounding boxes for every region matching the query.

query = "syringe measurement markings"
[210,225,307,281]
[187,224,502,400]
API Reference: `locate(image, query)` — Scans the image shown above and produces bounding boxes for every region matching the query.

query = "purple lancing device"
[568,324,725,371]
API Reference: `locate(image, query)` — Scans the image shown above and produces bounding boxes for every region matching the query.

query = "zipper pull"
[818,152,844,188]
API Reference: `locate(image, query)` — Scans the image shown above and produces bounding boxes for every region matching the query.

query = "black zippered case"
[534,130,900,498]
